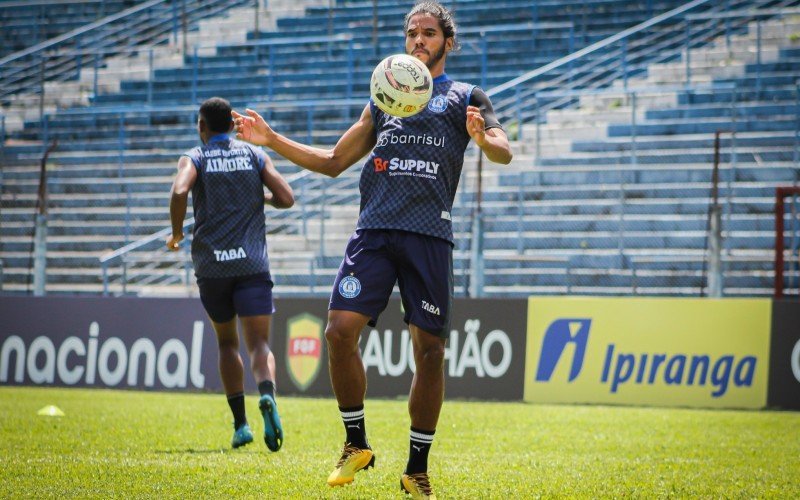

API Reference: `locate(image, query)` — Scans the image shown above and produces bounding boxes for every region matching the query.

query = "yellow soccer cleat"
[326,443,375,487]
[401,472,437,499]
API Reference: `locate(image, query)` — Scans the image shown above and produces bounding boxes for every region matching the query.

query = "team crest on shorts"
[339,275,361,298]
[427,95,448,113]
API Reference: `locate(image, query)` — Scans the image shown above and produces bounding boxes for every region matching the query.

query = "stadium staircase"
[1,0,798,297]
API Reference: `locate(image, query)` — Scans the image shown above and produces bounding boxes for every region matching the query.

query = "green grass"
[1,387,797,498]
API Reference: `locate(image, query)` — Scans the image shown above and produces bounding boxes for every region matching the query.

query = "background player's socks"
[339,405,369,449]
[227,391,247,429]
[405,427,435,474]
[258,380,276,399]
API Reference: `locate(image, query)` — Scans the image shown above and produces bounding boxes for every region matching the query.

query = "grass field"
[1,386,797,498]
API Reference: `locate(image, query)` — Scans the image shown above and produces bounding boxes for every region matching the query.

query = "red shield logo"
[286,313,324,391]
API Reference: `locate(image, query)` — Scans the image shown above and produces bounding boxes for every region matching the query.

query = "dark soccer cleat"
[258,394,283,452]
[401,472,437,499]
[231,423,254,449]
[326,443,375,486]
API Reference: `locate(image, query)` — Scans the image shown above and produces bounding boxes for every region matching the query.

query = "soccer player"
[167,97,294,452]
[233,1,512,497]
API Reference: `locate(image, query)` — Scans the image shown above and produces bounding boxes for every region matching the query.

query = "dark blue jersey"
[358,74,475,243]
[183,134,270,278]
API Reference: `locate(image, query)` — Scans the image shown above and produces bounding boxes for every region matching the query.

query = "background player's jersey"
[183,135,270,278]
[358,74,474,243]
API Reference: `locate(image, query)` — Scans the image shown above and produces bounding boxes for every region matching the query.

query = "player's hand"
[466,105,486,146]
[232,109,271,146]
[166,233,183,251]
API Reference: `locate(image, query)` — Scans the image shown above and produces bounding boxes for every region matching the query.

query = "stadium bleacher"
[1,0,798,297]
[470,3,800,296]
[0,0,137,58]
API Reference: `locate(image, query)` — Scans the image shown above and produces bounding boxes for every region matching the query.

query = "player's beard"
[410,43,446,71]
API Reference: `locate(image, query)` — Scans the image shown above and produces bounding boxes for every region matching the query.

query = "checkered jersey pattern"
[184,136,271,278]
[357,76,474,243]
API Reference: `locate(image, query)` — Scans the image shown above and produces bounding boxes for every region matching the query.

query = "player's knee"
[217,336,239,351]
[415,342,445,369]
[324,324,358,353]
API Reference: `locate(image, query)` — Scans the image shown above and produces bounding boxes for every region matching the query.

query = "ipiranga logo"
[535,318,757,398]
[535,319,591,382]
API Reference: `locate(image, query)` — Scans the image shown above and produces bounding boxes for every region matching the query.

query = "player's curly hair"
[199,97,233,133]
[404,1,460,51]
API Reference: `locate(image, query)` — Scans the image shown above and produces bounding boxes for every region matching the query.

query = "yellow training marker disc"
[37,405,65,417]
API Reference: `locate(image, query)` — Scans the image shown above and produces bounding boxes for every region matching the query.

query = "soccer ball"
[370,54,433,118]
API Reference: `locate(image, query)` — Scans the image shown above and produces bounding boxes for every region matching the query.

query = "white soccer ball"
[370,54,433,118]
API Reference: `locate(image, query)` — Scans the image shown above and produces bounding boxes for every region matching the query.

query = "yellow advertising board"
[524,297,771,409]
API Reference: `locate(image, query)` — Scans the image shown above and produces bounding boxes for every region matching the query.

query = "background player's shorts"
[196,272,275,323]
[329,229,453,338]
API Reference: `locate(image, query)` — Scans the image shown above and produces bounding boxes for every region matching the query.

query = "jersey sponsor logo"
[338,275,361,299]
[375,131,445,149]
[427,94,448,113]
[213,247,247,262]
[421,300,440,316]
[389,158,439,174]
[286,313,324,391]
[373,156,440,179]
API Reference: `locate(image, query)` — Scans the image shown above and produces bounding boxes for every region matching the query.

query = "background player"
[168,97,294,451]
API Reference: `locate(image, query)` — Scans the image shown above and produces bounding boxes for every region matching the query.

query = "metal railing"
[97,162,362,296]
[2,20,588,148]
[5,0,800,297]
[0,0,252,104]
[76,4,800,297]
[486,0,800,129]
[463,0,800,297]
[92,81,796,297]
[774,186,800,298]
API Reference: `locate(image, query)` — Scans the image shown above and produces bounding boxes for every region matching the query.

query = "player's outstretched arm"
[167,155,197,250]
[466,105,513,164]
[233,106,376,178]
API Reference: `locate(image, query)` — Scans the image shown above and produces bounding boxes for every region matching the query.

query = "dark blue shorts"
[329,229,453,337]
[196,272,275,323]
